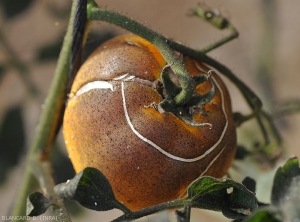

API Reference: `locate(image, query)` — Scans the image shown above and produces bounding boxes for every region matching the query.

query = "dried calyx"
[157,66,216,127]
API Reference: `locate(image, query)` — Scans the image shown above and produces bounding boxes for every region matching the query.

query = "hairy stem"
[112,199,190,222]
[87,0,195,105]
[10,0,79,219]
[190,4,239,53]
[168,40,263,118]
[86,0,262,122]
[30,157,71,222]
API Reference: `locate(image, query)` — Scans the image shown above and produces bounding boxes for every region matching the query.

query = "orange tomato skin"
[63,34,236,211]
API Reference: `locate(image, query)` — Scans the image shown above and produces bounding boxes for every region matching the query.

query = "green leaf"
[242,157,300,222]
[54,167,129,212]
[271,156,300,206]
[26,192,51,216]
[1,0,35,19]
[276,175,300,221]
[187,177,257,219]
[244,207,282,222]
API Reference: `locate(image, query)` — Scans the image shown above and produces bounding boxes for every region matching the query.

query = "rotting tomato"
[63,34,237,211]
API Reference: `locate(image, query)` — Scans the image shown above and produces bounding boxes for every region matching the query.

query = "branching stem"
[190,4,239,53]
[87,0,195,106]
[87,0,262,127]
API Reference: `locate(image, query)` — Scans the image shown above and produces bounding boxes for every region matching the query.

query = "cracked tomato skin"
[63,34,236,211]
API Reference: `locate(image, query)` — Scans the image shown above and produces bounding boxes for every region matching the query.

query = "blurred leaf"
[0,105,25,185]
[36,39,63,62]
[1,0,35,19]
[0,64,6,82]
[187,177,257,219]
[245,208,282,222]
[242,177,256,193]
[175,206,191,222]
[235,145,251,160]
[51,143,75,184]
[273,99,300,118]
[26,192,51,216]
[54,167,128,212]
[241,157,300,222]
[51,144,83,216]
[279,176,300,221]
[35,31,117,63]
[271,156,300,206]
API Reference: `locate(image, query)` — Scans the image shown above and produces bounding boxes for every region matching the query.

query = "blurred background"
[0,0,299,221]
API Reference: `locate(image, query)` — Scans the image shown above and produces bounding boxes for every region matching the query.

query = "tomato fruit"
[63,34,236,211]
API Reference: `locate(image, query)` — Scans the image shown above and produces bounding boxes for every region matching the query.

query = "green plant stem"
[10,0,78,219]
[201,24,238,53]
[166,40,274,145]
[86,0,262,123]
[112,199,190,222]
[169,40,263,119]
[272,100,300,118]
[30,158,71,221]
[190,5,239,53]
[261,110,282,145]
[87,0,195,106]
[10,171,38,221]
[86,0,273,145]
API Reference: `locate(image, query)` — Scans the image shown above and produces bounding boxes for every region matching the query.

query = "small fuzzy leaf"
[54,167,126,212]
[187,176,257,219]
[277,176,300,221]
[26,192,51,216]
[271,156,300,206]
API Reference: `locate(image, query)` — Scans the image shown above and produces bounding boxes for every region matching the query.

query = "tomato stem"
[86,0,271,142]
[189,4,239,53]
[10,0,83,220]
[87,0,196,106]
[112,198,191,222]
